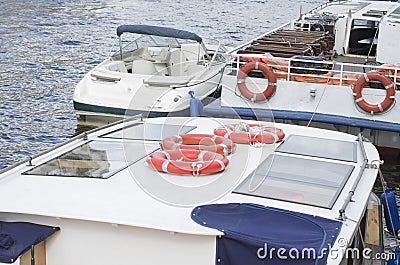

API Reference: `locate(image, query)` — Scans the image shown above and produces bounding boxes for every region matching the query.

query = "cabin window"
[23,140,159,179]
[234,154,354,208]
[276,135,357,162]
[348,19,379,56]
[100,122,196,141]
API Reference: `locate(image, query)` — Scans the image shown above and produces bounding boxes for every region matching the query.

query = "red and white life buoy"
[353,71,395,114]
[147,149,229,175]
[161,134,234,155]
[237,61,277,102]
[214,123,285,144]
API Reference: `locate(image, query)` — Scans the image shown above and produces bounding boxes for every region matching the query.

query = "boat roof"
[116,25,202,43]
[311,0,400,21]
[0,116,379,237]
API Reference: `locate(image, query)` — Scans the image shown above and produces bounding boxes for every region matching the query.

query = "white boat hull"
[1,213,215,265]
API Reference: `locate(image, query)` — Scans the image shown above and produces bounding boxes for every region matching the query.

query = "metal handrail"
[230,53,400,87]
[0,114,143,176]
[338,133,369,221]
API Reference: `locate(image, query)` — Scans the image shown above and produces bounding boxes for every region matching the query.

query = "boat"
[73,25,228,125]
[0,114,387,264]
[203,0,400,149]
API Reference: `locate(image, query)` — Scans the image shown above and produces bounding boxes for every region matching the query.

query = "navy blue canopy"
[116,25,202,43]
[0,222,59,263]
[191,203,342,265]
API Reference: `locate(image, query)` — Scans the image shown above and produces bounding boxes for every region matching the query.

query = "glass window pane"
[24,140,158,179]
[101,123,196,141]
[276,135,357,162]
[234,155,354,208]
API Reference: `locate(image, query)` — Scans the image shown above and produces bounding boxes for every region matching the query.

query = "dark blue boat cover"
[116,25,202,43]
[0,222,59,263]
[191,203,342,265]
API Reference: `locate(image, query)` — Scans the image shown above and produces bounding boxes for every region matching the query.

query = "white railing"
[229,53,400,88]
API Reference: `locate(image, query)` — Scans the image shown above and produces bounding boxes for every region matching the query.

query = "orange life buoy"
[161,134,234,155]
[353,71,395,114]
[147,149,229,175]
[237,61,277,102]
[214,123,285,144]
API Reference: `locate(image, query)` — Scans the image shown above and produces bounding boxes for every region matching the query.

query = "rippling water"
[0,0,327,168]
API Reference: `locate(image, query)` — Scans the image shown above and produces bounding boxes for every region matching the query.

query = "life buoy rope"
[161,134,234,155]
[237,61,277,102]
[214,123,285,144]
[353,71,395,114]
[147,149,229,175]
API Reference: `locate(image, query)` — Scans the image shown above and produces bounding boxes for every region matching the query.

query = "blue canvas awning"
[116,25,202,43]
[0,222,59,263]
[191,203,342,265]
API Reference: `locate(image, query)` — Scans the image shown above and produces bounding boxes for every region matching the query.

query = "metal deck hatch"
[234,154,354,208]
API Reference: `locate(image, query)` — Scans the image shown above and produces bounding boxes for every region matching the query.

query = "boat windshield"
[111,34,227,64]
[389,6,400,19]
[113,35,200,57]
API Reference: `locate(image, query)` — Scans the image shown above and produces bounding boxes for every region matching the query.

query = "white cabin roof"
[0,117,379,237]
[312,0,399,20]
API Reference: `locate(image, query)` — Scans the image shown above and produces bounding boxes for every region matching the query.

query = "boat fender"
[189,97,204,117]
[214,123,285,144]
[353,71,395,114]
[381,187,400,235]
[237,61,277,102]
[162,134,234,155]
[147,149,229,175]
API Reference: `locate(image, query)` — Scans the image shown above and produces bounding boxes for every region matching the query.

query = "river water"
[0,0,398,191]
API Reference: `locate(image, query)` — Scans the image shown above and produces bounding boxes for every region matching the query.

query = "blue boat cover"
[191,203,342,265]
[116,25,202,43]
[0,222,59,263]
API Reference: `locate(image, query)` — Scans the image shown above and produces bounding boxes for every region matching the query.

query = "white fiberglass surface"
[234,154,354,208]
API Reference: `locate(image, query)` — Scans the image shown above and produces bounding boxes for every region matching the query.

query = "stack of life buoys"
[147,134,233,176]
[147,123,286,175]
[214,123,285,144]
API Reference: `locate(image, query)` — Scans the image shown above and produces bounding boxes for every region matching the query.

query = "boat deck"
[237,29,335,58]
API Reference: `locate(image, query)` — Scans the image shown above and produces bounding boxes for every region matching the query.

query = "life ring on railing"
[147,149,229,175]
[353,71,395,114]
[214,123,285,144]
[161,134,234,155]
[237,61,277,102]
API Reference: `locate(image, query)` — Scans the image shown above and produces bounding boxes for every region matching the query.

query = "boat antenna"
[119,36,123,60]
[299,6,303,21]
